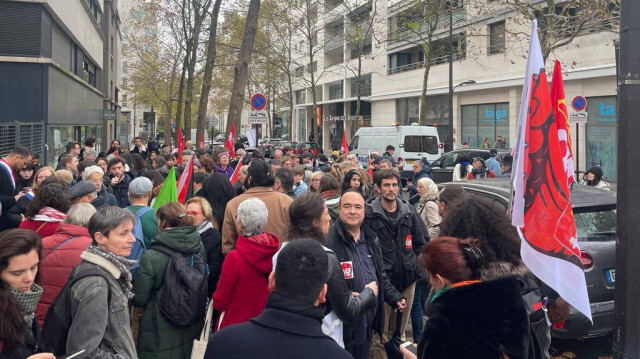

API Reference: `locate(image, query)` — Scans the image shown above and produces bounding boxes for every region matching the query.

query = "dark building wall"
[48,66,103,125]
[0,2,51,57]
[0,63,46,123]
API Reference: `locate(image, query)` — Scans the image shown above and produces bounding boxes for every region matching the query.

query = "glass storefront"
[46,125,102,168]
[586,96,617,181]
[461,103,509,148]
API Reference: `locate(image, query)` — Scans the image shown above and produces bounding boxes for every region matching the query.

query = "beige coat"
[221,187,293,254]
[416,196,442,240]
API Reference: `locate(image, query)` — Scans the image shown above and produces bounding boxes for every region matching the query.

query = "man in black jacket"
[365,169,427,358]
[326,189,405,359]
[0,146,30,231]
[107,157,135,208]
[205,238,352,359]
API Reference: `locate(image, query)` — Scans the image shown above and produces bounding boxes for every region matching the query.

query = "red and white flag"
[199,132,205,149]
[177,154,194,204]
[340,131,349,155]
[511,20,591,322]
[225,123,236,157]
[229,161,243,185]
[177,127,185,155]
[550,60,575,186]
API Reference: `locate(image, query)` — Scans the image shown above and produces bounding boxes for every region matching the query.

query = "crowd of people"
[0,136,581,359]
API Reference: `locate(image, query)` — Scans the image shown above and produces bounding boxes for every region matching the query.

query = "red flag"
[177,154,194,204]
[550,60,575,186]
[340,131,349,155]
[513,23,591,322]
[229,161,243,185]
[177,127,185,154]
[199,132,204,149]
[367,155,373,181]
[225,123,236,157]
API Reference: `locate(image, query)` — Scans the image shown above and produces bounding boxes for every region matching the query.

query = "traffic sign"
[569,112,588,124]
[207,116,219,127]
[248,117,268,124]
[250,93,267,111]
[571,96,587,112]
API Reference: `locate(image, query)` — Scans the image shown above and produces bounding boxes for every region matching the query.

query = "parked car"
[277,141,298,155]
[439,178,616,340]
[260,138,282,158]
[430,148,510,183]
[296,142,319,155]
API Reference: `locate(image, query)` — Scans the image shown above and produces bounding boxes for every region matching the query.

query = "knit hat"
[67,181,97,200]
[128,177,153,196]
[587,166,603,182]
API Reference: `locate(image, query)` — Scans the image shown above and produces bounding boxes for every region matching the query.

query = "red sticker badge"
[405,235,413,249]
[340,261,354,280]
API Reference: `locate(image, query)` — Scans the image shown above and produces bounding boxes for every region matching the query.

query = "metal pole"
[613,0,640,357]
[447,3,454,152]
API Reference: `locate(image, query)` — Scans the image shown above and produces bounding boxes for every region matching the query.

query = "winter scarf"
[320,190,339,199]
[9,283,43,326]
[197,220,214,234]
[85,244,136,299]
[266,291,326,322]
[32,206,66,222]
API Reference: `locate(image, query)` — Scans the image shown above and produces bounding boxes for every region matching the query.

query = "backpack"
[41,268,110,356]
[127,206,153,278]
[151,244,208,327]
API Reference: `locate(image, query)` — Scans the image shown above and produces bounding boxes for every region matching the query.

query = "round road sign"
[207,116,219,127]
[571,96,587,112]
[250,93,267,111]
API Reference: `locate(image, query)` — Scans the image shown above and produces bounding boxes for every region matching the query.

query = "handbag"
[191,302,214,359]
[384,311,406,359]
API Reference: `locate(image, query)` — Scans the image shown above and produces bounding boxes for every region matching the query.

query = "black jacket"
[0,163,19,231]
[200,226,224,297]
[417,276,539,359]
[108,172,135,208]
[0,318,44,359]
[205,308,352,359]
[325,220,403,351]
[364,197,428,291]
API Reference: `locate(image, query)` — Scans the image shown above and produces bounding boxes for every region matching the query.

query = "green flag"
[153,166,177,210]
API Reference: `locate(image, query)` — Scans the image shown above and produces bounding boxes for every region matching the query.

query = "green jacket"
[132,226,207,359]
[127,205,158,248]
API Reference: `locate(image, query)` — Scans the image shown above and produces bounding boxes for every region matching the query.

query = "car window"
[404,136,421,152]
[441,153,459,167]
[422,136,439,154]
[351,136,359,150]
[466,191,509,211]
[573,207,617,241]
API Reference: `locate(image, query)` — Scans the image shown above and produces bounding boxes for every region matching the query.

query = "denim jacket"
[66,251,137,359]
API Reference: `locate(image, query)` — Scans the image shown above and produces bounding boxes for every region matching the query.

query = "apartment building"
[286,0,619,180]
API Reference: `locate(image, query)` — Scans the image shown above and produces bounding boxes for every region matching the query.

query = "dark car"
[429,148,509,183]
[261,138,282,158]
[296,142,319,155]
[439,178,616,340]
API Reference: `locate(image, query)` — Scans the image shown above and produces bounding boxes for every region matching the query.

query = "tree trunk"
[196,0,223,148]
[419,42,433,126]
[175,55,188,142]
[226,0,262,136]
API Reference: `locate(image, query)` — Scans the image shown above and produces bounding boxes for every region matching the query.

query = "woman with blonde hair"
[309,171,323,192]
[186,196,224,296]
[8,166,56,218]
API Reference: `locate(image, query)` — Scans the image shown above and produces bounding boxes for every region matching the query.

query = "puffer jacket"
[364,197,428,292]
[36,224,92,327]
[132,226,207,359]
[326,220,404,353]
[212,233,280,330]
[65,250,137,359]
[108,172,135,208]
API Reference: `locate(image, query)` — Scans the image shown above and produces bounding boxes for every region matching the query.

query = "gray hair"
[84,148,98,158]
[347,154,357,161]
[237,198,268,237]
[236,148,246,156]
[82,165,104,181]
[88,206,135,242]
[64,203,97,226]
[274,149,283,157]
[240,165,249,174]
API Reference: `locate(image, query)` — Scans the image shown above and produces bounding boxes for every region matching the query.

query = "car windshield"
[573,206,616,241]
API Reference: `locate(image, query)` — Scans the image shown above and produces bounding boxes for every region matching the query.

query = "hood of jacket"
[480,260,529,281]
[53,223,90,238]
[235,233,280,275]
[412,166,431,180]
[430,276,531,358]
[151,226,203,254]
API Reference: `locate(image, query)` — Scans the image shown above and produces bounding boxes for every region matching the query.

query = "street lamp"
[448,79,476,151]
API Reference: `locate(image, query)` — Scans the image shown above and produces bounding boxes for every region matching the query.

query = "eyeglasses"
[186,211,201,216]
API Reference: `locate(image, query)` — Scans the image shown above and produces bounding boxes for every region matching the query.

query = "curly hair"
[288,193,326,243]
[25,183,70,218]
[439,197,522,267]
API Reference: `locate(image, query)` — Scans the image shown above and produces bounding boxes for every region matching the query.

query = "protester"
[108,157,135,207]
[31,152,42,170]
[126,177,157,248]
[365,170,427,358]
[56,142,80,170]
[340,169,368,200]
[213,198,279,330]
[485,149,502,177]
[0,229,56,359]
[583,166,610,190]
[319,174,341,222]
[35,203,96,326]
[186,196,223,296]
[405,160,431,204]
[292,165,308,197]
[452,154,472,182]
[437,184,467,219]
[130,137,148,160]
[204,238,352,359]
[501,154,513,177]
[62,207,137,358]
[415,178,441,240]
[221,160,292,254]
[10,166,56,217]
[233,165,249,195]
[147,151,158,170]
[193,172,206,196]
[20,184,69,238]
[133,202,206,358]
[282,157,293,169]
[16,162,36,193]
[198,172,236,230]
[215,152,234,178]
[53,169,73,189]
[400,237,533,359]
[273,168,295,197]
[309,171,323,192]
[59,154,79,178]
[140,170,165,207]
[0,146,30,231]
[83,165,118,207]
[467,157,495,179]
[326,190,405,358]
[67,180,98,205]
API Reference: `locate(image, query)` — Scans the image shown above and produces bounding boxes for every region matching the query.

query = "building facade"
[0,0,122,167]
[286,0,618,180]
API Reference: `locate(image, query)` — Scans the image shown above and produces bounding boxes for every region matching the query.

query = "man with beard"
[0,146,30,230]
[364,169,427,358]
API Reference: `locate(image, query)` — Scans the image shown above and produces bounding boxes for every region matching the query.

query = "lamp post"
[447,79,476,151]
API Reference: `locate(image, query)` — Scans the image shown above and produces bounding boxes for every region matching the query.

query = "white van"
[349,125,441,179]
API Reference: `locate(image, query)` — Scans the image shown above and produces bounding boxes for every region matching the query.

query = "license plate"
[605,269,615,285]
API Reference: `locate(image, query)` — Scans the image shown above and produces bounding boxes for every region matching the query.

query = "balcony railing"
[388,51,466,75]
[387,8,466,43]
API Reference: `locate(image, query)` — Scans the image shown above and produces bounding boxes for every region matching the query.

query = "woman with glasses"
[82,165,118,207]
[186,196,223,297]
[309,171,323,192]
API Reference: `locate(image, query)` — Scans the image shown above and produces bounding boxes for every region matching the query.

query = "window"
[403,136,439,154]
[586,96,618,181]
[488,21,506,54]
[329,82,343,100]
[396,97,420,125]
[295,66,304,77]
[461,103,509,148]
[351,135,359,150]
[311,32,318,47]
[295,90,306,104]
[350,73,372,97]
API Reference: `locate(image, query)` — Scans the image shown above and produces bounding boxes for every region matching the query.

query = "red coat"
[19,220,61,238]
[35,223,93,327]
[212,233,280,330]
